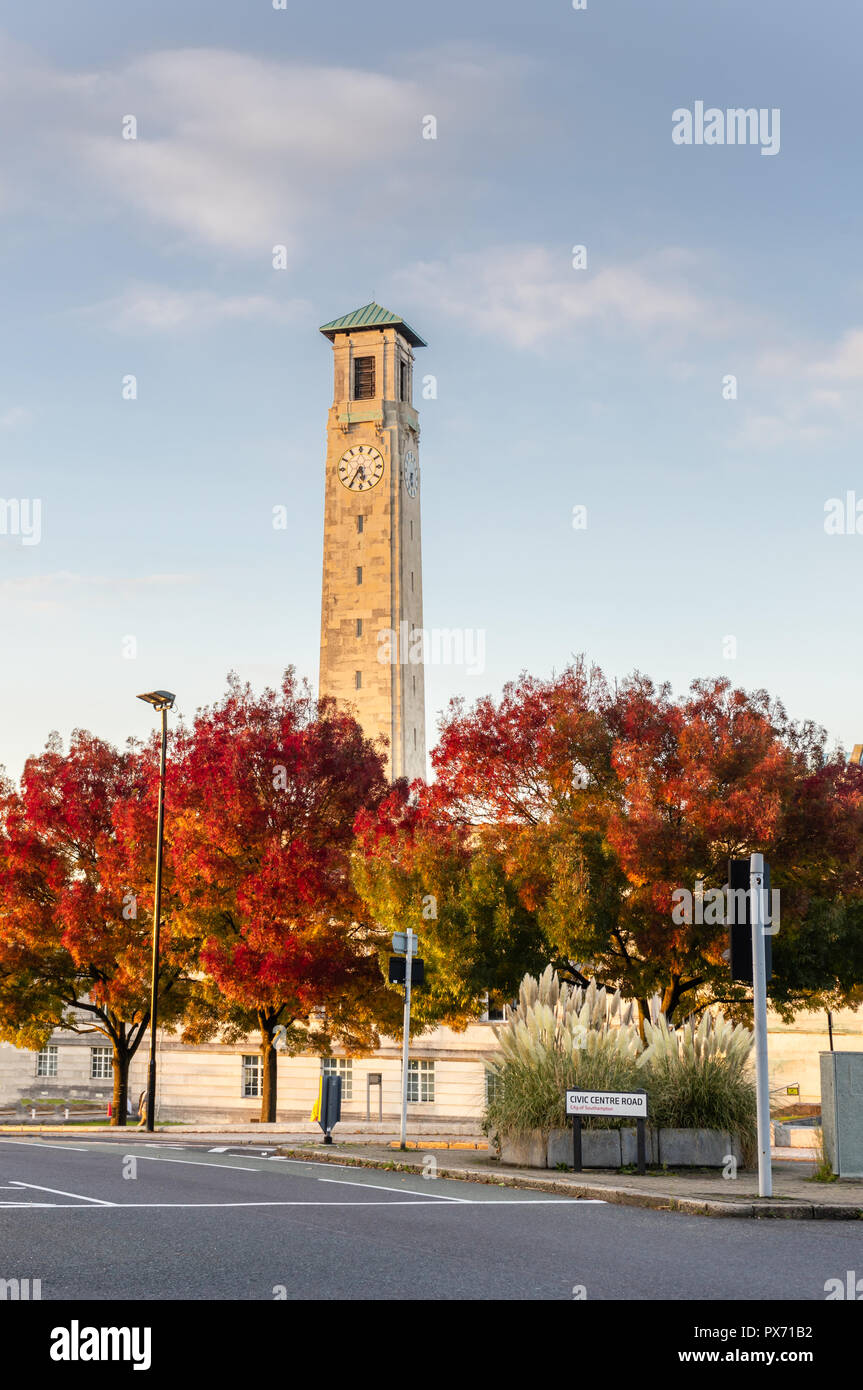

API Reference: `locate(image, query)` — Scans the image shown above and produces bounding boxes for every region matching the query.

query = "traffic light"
[727,858,772,984]
[388,956,425,986]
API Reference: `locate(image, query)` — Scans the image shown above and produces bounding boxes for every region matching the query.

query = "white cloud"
[393,244,729,349]
[88,285,312,332]
[0,407,31,428]
[0,39,526,261]
[730,414,829,451]
[735,325,863,447]
[810,329,863,382]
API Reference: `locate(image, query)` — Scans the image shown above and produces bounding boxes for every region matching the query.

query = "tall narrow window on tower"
[354,356,375,400]
[399,360,409,401]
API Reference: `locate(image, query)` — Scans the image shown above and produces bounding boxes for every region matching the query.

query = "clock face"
[403,450,419,498]
[338,444,384,492]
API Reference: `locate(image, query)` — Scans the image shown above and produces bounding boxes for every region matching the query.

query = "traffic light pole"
[750,853,772,1197]
[399,928,414,1151]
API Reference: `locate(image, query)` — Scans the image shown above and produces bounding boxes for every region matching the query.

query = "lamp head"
[137,690,176,713]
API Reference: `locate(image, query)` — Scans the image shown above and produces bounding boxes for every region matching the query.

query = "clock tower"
[318,303,427,782]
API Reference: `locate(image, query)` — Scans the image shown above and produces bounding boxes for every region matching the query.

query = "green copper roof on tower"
[319,302,426,348]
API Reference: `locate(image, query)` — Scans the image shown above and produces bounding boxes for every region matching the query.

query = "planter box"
[500,1126,743,1169]
[499,1132,548,1169]
[621,1125,659,1166]
[547,1127,622,1169]
[657,1128,741,1167]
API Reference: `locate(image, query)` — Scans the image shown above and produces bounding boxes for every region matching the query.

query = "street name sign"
[566,1089,648,1118]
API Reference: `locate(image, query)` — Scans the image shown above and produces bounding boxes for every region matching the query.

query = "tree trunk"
[111,1047,129,1127]
[260,1025,277,1123]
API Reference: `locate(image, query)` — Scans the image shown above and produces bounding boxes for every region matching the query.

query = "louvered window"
[354,356,375,400]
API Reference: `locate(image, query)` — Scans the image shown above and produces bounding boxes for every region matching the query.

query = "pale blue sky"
[1,0,861,778]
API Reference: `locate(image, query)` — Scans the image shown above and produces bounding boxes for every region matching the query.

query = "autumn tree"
[372,659,863,1026]
[0,731,191,1124]
[353,784,548,1026]
[169,671,401,1122]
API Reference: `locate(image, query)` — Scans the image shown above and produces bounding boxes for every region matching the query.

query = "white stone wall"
[3,1012,861,1117]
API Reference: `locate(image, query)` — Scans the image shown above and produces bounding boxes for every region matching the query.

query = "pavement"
[273,1140,862,1219]
[1,1135,861,1300]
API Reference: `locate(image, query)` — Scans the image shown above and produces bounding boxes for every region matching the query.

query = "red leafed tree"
[0,731,190,1125]
[169,671,400,1122]
[418,660,863,1024]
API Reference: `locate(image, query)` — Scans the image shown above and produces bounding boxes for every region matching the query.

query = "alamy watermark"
[824,492,863,535]
[0,1276,42,1300]
[672,102,780,157]
[0,497,41,545]
[671,881,779,931]
[377,623,485,675]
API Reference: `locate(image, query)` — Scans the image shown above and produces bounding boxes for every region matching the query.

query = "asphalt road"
[0,1138,859,1300]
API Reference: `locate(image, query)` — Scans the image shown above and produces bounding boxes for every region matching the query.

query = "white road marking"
[124,1155,258,1172]
[0,1201,57,1207]
[0,1139,89,1152]
[318,1176,467,1202]
[0,1198,586,1209]
[208,1147,229,1153]
[10,1180,115,1206]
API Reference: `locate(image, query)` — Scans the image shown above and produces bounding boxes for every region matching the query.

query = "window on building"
[355,670,362,690]
[407,1059,434,1103]
[353,356,375,400]
[36,1045,58,1078]
[321,1057,353,1102]
[399,360,409,401]
[242,1054,262,1098]
[356,565,362,585]
[356,618,363,637]
[410,520,413,539]
[412,675,416,695]
[411,571,414,591]
[90,1047,113,1080]
[357,514,364,534]
[485,1069,503,1105]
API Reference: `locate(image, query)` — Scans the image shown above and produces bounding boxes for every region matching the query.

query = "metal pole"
[636,1117,646,1175]
[145,705,168,1133]
[827,1011,834,1052]
[399,929,413,1150]
[750,853,772,1197]
[571,1114,582,1172]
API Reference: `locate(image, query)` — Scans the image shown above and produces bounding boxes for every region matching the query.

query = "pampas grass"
[484,967,757,1153]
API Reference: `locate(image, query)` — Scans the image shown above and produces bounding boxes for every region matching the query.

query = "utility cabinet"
[820,1051,863,1178]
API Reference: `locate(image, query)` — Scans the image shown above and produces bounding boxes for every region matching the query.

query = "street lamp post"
[137,690,175,1134]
